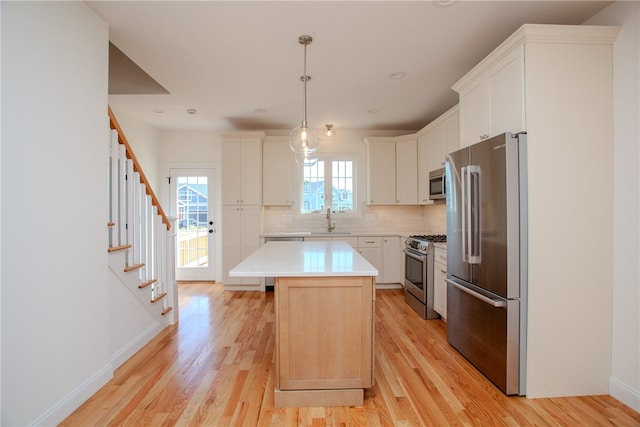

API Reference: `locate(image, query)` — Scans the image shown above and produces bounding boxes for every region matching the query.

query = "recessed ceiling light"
[435,0,456,7]
[367,109,379,114]
[389,72,405,79]
[186,108,197,115]
[152,108,164,114]
[254,108,267,114]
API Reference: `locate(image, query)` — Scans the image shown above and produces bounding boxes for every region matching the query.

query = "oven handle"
[403,249,427,261]
[445,278,506,308]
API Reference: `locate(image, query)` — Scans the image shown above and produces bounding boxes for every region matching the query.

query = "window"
[300,157,356,215]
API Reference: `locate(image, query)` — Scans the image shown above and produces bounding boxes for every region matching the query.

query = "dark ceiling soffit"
[109,42,170,95]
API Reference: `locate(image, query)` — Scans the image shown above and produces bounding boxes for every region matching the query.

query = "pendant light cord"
[302,40,309,127]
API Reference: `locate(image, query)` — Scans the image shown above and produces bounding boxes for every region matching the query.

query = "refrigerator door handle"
[468,165,481,264]
[461,166,469,262]
[446,278,506,308]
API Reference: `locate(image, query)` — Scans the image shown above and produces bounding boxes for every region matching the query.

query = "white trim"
[110,323,164,369]
[296,153,361,219]
[29,363,114,427]
[609,377,640,412]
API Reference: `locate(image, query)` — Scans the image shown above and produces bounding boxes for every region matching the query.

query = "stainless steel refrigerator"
[445,132,527,395]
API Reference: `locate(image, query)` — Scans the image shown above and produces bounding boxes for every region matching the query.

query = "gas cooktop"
[409,234,447,243]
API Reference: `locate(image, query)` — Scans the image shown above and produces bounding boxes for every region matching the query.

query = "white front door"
[169,168,217,281]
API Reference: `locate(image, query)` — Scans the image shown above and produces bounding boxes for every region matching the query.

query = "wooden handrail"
[108,106,170,230]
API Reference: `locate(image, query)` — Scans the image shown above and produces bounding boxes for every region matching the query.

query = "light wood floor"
[61,282,639,426]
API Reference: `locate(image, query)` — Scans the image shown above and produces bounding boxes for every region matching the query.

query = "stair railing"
[108,106,177,324]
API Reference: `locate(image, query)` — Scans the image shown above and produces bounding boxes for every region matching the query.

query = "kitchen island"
[229,240,378,408]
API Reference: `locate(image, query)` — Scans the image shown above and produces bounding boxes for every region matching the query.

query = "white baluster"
[117,144,127,248]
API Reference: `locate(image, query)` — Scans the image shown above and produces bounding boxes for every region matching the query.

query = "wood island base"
[274,388,364,408]
[275,275,375,408]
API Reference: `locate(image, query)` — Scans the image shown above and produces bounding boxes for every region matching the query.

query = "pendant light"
[289,35,319,165]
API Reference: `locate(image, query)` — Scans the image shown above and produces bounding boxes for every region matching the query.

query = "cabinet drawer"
[435,247,447,265]
[358,237,382,248]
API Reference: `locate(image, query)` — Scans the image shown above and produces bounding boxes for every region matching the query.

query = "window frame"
[296,154,359,218]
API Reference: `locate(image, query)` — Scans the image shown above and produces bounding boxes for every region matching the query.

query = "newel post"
[165,217,179,324]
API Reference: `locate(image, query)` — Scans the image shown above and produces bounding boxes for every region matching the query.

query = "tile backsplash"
[263,203,446,235]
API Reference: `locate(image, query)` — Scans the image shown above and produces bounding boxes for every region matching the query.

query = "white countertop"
[229,241,379,277]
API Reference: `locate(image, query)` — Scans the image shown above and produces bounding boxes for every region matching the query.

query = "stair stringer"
[108,249,170,326]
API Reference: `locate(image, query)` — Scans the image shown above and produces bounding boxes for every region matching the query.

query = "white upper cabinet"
[365,135,417,205]
[454,46,525,147]
[417,105,459,204]
[365,138,397,205]
[222,133,264,205]
[395,135,418,205]
[262,138,293,206]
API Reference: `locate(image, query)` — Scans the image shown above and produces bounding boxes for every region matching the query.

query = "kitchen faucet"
[326,208,336,232]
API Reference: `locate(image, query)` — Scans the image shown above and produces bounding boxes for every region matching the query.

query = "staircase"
[107,106,177,326]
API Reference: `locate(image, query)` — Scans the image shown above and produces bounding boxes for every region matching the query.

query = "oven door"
[404,249,427,303]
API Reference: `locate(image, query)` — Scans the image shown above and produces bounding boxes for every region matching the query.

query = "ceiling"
[87,1,611,133]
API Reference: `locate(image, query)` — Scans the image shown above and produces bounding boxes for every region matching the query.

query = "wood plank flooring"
[60,282,640,426]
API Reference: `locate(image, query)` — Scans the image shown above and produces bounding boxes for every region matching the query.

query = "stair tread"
[161,307,173,316]
[124,263,145,272]
[138,279,157,289]
[151,292,167,303]
[108,244,132,253]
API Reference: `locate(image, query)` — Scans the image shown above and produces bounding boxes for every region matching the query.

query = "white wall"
[158,129,222,210]
[586,1,640,411]
[109,106,162,193]
[1,2,111,425]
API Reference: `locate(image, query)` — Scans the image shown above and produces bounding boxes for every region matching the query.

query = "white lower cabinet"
[222,205,261,289]
[382,237,401,284]
[304,235,401,287]
[433,246,447,320]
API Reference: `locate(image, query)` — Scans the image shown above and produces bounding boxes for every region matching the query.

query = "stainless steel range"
[403,234,446,319]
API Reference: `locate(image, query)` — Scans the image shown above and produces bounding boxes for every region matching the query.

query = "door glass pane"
[176,176,209,268]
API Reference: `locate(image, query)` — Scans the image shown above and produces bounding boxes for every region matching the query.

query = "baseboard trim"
[610,376,640,412]
[110,322,164,369]
[29,363,114,426]
[375,283,403,290]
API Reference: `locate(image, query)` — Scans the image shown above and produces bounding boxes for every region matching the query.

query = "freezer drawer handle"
[445,278,506,308]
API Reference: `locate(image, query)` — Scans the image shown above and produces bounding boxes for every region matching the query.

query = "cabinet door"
[222,206,243,285]
[222,138,262,205]
[263,140,292,206]
[222,140,242,205]
[222,205,260,286]
[395,138,418,205]
[366,141,396,205]
[417,131,431,204]
[458,79,489,148]
[433,261,448,320]
[428,107,460,172]
[488,46,525,137]
[240,138,262,205]
[382,237,401,284]
[240,205,260,260]
[276,276,374,390]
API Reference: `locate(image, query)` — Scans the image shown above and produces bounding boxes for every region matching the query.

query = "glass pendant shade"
[294,149,318,167]
[289,123,319,160]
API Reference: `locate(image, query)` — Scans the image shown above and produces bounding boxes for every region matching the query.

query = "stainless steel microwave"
[429,168,446,200]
